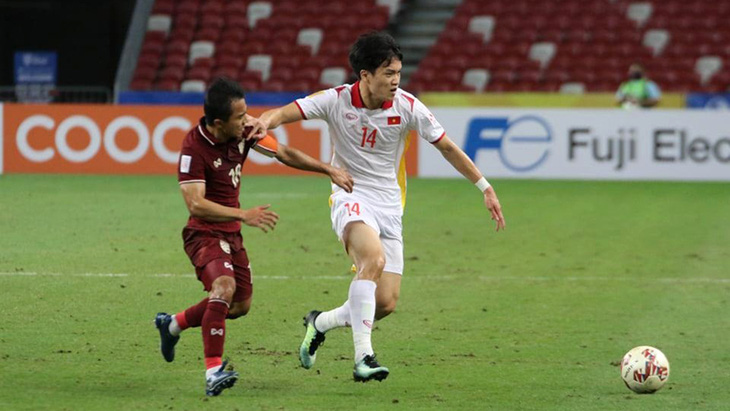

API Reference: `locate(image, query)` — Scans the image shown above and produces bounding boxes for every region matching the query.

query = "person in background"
[616,63,661,109]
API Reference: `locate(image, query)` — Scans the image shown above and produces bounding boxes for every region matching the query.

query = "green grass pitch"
[0,174,728,410]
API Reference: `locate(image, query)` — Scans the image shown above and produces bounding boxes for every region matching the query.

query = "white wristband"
[475,177,491,192]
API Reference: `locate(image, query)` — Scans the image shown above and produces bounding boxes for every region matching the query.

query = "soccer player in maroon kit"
[154,77,353,396]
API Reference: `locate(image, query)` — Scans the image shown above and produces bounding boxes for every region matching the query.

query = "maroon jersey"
[177,118,258,232]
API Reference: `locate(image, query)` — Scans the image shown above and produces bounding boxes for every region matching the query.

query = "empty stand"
[133,0,391,92]
[134,0,728,93]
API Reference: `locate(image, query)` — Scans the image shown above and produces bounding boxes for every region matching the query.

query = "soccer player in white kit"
[258,32,505,382]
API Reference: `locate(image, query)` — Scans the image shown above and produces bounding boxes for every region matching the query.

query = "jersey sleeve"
[409,97,446,144]
[295,88,337,121]
[177,140,206,185]
[251,134,278,158]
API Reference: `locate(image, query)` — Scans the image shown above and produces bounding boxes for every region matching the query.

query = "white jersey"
[295,82,445,214]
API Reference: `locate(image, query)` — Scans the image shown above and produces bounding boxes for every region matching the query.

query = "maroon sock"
[202,299,229,361]
[176,298,208,329]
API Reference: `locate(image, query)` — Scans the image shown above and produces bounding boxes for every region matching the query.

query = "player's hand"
[328,166,354,193]
[483,187,505,232]
[241,205,279,232]
[245,115,268,140]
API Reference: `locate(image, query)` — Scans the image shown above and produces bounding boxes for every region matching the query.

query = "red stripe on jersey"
[401,94,415,111]
[351,81,394,109]
[430,132,446,144]
[294,100,307,120]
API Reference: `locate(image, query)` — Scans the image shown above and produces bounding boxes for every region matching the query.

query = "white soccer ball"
[620,346,670,393]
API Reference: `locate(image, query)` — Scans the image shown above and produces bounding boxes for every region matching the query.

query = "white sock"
[168,315,181,337]
[348,280,377,362]
[314,301,351,333]
[205,366,219,380]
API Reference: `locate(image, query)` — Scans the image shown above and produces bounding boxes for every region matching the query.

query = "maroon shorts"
[182,228,252,302]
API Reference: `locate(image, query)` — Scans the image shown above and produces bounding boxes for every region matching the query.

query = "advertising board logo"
[464,115,552,172]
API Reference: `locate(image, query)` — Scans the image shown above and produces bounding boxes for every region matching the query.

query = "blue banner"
[14,51,57,103]
[686,93,730,110]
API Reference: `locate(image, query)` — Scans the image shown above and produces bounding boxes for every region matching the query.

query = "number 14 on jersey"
[361,127,377,148]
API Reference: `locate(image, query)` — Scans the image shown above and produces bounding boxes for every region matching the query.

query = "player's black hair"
[349,32,403,79]
[204,77,246,124]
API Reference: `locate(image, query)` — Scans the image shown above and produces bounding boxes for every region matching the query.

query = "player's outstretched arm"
[257,102,304,132]
[433,135,505,231]
[180,182,279,231]
[275,144,354,193]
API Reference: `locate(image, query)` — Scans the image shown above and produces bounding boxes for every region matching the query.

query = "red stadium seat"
[130,78,154,90]
[163,53,187,69]
[156,79,180,91]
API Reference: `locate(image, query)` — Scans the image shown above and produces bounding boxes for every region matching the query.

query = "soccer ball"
[620,346,670,393]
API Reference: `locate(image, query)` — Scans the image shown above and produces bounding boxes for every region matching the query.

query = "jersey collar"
[351,81,394,110]
[197,117,218,146]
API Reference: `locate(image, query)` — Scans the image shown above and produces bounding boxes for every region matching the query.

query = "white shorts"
[330,191,404,275]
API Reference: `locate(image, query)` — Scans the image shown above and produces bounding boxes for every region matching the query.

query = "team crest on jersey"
[345,112,357,121]
[219,239,231,254]
[213,158,222,168]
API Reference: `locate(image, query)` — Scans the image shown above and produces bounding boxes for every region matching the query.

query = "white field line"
[0,272,729,284]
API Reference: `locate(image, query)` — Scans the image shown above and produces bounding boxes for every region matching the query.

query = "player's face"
[219,98,248,141]
[365,58,402,101]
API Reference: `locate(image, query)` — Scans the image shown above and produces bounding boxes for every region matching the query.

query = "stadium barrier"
[0,103,418,176]
[418,92,687,108]
[0,103,726,181]
[420,108,729,181]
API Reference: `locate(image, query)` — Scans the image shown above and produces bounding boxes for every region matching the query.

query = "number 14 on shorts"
[344,202,361,216]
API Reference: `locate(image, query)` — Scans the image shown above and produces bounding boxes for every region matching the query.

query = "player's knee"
[210,275,236,302]
[358,255,385,280]
[228,300,250,319]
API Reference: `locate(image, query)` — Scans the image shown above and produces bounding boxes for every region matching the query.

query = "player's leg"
[375,234,404,320]
[375,272,401,320]
[199,259,239,396]
[227,248,254,319]
[343,221,390,382]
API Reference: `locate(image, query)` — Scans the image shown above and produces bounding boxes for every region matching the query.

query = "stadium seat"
[156,79,180,91]
[189,41,215,64]
[270,67,294,82]
[695,56,723,84]
[195,27,221,42]
[130,78,154,90]
[643,29,670,56]
[200,1,223,15]
[528,42,557,69]
[247,54,273,81]
[133,66,157,82]
[141,39,165,56]
[462,68,490,92]
[376,0,401,18]
[164,53,187,69]
[174,13,197,30]
[248,1,273,29]
[160,66,185,82]
[320,67,347,87]
[297,28,324,56]
[211,66,239,81]
[152,0,174,15]
[148,14,172,34]
[627,2,653,27]
[180,79,206,92]
[175,0,198,15]
[468,16,496,43]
